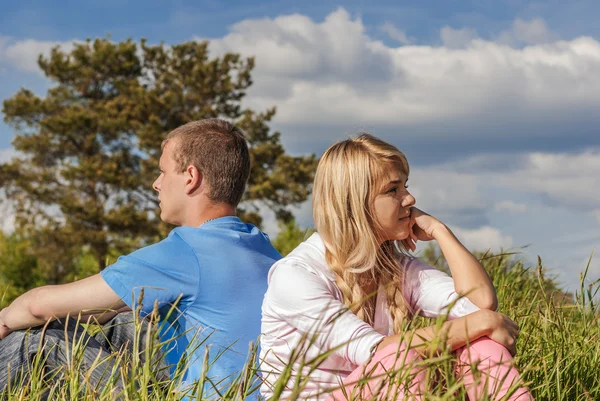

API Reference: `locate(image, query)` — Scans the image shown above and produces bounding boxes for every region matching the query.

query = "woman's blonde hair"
[313,133,412,333]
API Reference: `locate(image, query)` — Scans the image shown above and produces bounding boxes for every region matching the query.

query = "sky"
[1,0,599,293]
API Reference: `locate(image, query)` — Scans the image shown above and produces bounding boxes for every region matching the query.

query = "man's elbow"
[27,287,55,321]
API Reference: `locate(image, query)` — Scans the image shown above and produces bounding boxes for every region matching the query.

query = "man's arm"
[0,274,126,338]
[79,305,133,325]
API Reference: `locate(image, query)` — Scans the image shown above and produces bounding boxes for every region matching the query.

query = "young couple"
[0,119,533,400]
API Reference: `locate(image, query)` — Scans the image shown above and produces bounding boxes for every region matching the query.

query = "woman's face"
[372,169,416,243]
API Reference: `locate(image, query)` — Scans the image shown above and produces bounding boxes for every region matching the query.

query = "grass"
[0,250,598,400]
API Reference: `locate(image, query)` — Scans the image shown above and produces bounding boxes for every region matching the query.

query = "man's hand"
[0,309,14,339]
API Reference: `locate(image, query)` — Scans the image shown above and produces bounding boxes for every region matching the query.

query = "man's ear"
[185,165,202,195]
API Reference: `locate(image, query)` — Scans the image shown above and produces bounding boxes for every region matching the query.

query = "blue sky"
[1,1,599,293]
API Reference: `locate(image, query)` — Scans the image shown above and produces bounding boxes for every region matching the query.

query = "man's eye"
[404,183,409,189]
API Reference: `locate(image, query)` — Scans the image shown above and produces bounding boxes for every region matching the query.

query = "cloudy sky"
[1,0,599,293]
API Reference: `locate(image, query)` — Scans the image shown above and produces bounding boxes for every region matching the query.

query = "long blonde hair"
[313,133,412,334]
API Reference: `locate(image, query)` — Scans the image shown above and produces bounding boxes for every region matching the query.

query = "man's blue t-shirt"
[100,216,281,393]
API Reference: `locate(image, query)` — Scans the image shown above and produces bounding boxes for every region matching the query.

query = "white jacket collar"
[283,232,338,282]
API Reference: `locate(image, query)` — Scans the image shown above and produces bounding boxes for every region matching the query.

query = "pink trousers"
[327,337,534,401]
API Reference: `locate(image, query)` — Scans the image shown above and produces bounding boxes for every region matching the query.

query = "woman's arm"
[376,309,519,356]
[433,224,497,310]
[407,207,498,310]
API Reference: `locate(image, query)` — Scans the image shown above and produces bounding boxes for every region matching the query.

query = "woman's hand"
[401,207,445,251]
[483,309,520,356]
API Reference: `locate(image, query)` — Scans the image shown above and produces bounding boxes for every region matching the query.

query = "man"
[0,119,281,398]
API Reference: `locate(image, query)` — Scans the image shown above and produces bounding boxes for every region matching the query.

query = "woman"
[260,134,533,401]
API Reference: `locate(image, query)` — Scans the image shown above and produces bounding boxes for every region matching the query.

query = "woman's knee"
[468,337,513,362]
[375,343,426,380]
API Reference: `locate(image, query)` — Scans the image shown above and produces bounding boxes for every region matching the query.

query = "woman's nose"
[402,192,416,208]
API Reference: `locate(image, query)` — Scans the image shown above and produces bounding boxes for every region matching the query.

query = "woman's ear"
[185,165,202,194]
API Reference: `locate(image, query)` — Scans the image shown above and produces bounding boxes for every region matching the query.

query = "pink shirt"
[260,233,480,400]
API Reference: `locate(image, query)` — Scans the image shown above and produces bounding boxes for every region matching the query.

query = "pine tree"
[1,38,316,278]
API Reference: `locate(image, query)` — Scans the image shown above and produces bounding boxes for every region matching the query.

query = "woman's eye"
[387,187,398,194]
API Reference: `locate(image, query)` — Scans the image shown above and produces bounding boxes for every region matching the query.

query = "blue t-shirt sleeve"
[100,232,200,316]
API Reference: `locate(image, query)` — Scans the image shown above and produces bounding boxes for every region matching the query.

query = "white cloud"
[494,200,528,214]
[427,149,600,214]
[206,8,392,82]
[440,26,478,48]
[0,148,15,233]
[409,169,486,215]
[549,246,599,294]
[0,36,76,74]
[496,151,600,210]
[269,148,598,264]
[380,22,411,45]
[0,200,15,234]
[497,18,557,46]
[592,210,600,225]
[3,11,599,148]
[203,9,600,133]
[451,226,514,253]
[579,254,600,288]
[0,147,17,163]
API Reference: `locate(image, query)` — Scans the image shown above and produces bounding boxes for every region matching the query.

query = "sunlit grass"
[1,251,598,400]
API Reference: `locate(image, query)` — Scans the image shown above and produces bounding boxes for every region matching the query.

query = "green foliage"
[0,231,45,303]
[271,219,315,256]
[0,37,316,278]
[0,231,109,304]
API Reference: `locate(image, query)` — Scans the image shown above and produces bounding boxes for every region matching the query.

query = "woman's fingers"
[402,238,416,252]
[409,217,418,243]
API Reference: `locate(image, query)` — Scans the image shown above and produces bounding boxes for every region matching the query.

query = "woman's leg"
[455,337,534,401]
[327,342,427,401]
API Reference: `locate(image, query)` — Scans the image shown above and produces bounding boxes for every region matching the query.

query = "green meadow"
[1,244,598,401]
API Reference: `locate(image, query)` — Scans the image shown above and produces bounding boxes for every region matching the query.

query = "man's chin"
[159,214,182,227]
[159,212,172,224]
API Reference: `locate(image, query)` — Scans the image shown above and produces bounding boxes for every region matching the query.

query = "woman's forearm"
[376,310,492,355]
[433,225,498,310]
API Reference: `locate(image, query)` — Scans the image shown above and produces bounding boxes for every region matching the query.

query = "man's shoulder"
[174,223,280,256]
[126,230,197,266]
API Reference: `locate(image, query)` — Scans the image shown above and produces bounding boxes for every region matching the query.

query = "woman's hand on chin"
[409,207,446,243]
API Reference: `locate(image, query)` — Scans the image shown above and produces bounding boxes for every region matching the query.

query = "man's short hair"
[162,119,251,207]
